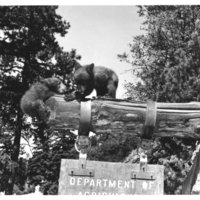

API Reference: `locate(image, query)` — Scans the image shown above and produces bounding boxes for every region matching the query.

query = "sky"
[56,6,145,98]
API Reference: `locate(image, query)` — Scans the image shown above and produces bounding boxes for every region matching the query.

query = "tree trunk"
[45,95,200,139]
[5,107,23,195]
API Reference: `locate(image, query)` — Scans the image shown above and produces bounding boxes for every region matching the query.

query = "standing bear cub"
[72,63,119,99]
[20,77,68,122]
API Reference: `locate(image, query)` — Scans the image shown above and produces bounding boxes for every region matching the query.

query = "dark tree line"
[0,6,80,194]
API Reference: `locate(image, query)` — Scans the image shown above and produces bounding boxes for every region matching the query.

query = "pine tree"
[118,6,200,194]
[0,6,72,194]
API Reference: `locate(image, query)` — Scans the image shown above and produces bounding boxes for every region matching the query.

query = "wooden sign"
[58,159,164,195]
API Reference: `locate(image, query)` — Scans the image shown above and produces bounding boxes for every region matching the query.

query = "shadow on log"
[45,95,200,139]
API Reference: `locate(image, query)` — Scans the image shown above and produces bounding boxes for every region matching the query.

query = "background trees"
[119,5,200,194]
[0,6,135,195]
[1,5,200,195]
[119,6,200,103]
[0,6,80,194]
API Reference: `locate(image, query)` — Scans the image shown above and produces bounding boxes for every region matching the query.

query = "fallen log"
[45,95,200,139]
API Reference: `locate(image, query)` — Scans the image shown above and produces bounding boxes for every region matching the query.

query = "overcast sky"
[56,6,145,98]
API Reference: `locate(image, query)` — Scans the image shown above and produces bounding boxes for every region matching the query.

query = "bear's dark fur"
[20,77,68,122]
[73,63,118,99]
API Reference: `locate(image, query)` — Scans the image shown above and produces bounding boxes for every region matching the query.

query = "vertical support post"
[79,152,87,169]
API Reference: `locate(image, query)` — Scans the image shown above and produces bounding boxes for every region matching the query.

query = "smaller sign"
[58,159,164,195]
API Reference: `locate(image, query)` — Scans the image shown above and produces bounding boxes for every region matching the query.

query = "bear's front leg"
[34,100,51,122]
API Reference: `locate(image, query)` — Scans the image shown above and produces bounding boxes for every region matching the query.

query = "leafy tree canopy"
[119,5,200,103]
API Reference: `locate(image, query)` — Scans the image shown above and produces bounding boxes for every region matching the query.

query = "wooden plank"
[58,159,164,195]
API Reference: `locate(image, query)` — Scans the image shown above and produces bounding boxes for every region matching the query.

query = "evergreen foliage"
[0,6,80,194]
[118,5,200,194]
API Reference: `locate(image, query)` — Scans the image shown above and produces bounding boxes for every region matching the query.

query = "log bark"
[45,95,200,139]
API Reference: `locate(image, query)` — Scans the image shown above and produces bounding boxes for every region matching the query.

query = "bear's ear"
[86,63,94,75]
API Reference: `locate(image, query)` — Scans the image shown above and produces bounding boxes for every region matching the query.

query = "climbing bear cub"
[20,77,68,122]
[73,63,119,99]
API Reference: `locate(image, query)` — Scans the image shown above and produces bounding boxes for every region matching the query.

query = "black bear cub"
[20,77,69,122]
[73,63,118,99]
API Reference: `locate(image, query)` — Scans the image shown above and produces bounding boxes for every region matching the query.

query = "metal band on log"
[142,100,157,139]
[45,95,200,139]
[140,100,157,150]
[78,100,92,136]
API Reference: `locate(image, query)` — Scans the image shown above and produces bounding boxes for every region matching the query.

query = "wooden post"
[45,95,200,139]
